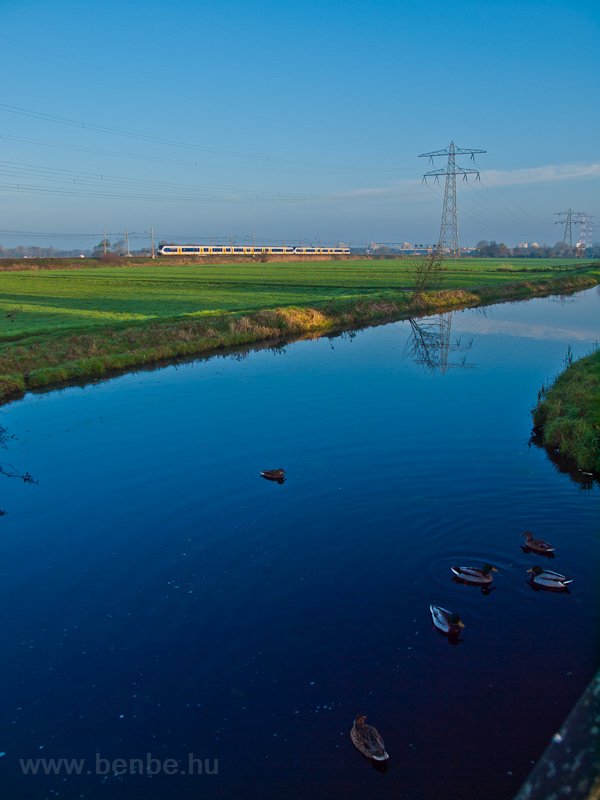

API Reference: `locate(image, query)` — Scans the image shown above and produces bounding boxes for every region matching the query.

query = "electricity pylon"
[577,213,594,250]
[419,141,486,257]
[555,209,581,247]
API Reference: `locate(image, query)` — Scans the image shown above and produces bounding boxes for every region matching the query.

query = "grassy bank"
[533,348,600,475]
[1,258,599,404]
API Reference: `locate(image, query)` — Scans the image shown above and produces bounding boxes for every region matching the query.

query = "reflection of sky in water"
[451,290,600,342]
[0,288,599,800]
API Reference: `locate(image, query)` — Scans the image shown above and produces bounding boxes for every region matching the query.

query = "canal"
[1,288,599,799]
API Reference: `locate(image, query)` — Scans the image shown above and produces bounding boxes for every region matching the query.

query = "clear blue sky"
[1,0,599,247]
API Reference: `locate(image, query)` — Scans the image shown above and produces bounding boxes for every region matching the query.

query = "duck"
[527,566,572,590]
[522,531,556,555]
[451,564,497,585]
[430,605,465,636]
[350,715,389,761]
[260,468,285,483]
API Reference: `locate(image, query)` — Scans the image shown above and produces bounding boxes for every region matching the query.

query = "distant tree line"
[0,244,90,258]
[0,241,151,258]
[474,240,600,258]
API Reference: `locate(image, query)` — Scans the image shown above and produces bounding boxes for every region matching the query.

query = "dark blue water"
[1,289,599,800]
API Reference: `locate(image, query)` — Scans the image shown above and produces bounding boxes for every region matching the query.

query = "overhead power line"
[0,132,317,176]
[0,158,322,201]
[420,141,486,256]
[0,102,365,171]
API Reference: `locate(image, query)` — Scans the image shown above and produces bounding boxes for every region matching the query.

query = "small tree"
[111,239,127,256]
[92,238,111,257]
[411,251,445,299]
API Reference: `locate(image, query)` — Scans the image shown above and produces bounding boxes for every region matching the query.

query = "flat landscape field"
[0,257,594,342]
[0,256,598,403]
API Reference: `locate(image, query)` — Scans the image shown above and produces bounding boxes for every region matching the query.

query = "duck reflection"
[521,545,555,559]
[451,575,496,595]
[371,758,390,774]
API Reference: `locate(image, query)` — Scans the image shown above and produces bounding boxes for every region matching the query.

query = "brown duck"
[350,715,389,761]
[522,531,556,554]
[260,468,285,483]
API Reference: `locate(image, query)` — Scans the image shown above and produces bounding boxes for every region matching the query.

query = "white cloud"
[483,162,600,187]
[334,161,600,201]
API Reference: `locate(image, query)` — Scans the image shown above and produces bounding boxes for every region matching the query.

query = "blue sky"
[1,0,599,247]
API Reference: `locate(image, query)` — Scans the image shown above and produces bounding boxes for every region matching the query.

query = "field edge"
[2,270,599,406]
[532,347,600,476]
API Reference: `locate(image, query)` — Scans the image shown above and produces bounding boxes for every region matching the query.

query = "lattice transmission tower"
[577,213,594,250]
[419,141,486,257]
[555,209,594,252]
[554,209,581,247]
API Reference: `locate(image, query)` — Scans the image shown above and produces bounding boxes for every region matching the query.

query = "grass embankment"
[1,257,599,404]
[533,349,600,475]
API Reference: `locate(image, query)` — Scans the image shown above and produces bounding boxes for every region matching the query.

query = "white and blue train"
[158,244,350,256]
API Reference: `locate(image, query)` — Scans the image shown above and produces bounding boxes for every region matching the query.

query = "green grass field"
[0,257,594,342]
[533,348,600,474]
[0,256,598,403]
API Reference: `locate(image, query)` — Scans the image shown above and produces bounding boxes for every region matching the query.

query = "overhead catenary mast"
[419,141,486,257]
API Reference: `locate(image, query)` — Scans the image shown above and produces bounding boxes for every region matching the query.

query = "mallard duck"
[522,531,556,554]
[430,605,465,635]
[350,715,389,761]
[260,468,285,483]
[451,564,497,585]
[527,566,572,589]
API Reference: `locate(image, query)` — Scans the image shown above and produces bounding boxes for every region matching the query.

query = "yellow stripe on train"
[157,245,350,256]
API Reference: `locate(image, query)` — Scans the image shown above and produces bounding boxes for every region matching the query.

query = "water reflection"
[529,429,598,489]
[0,422,38,515]
[405,313,474,373]
[0,288,599,800]
[451,576,497,595]
[521,546,556,559]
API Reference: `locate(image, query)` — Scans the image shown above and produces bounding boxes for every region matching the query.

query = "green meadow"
[533,348,600,474]
[0,258,594,341]
[0,256,598,403]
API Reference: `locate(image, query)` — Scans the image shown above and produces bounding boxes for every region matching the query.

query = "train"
[157,244,350,256]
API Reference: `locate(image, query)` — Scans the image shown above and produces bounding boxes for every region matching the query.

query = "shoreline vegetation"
[533,348,600,476]
[1,258,599,406]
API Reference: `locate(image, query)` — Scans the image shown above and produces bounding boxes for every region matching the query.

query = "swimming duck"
[260,468,285,483]
[350,715,389,761]
[451,564,497,585]
[430,605,465,636]
[527,566,572,590]
[522,531,556,554]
